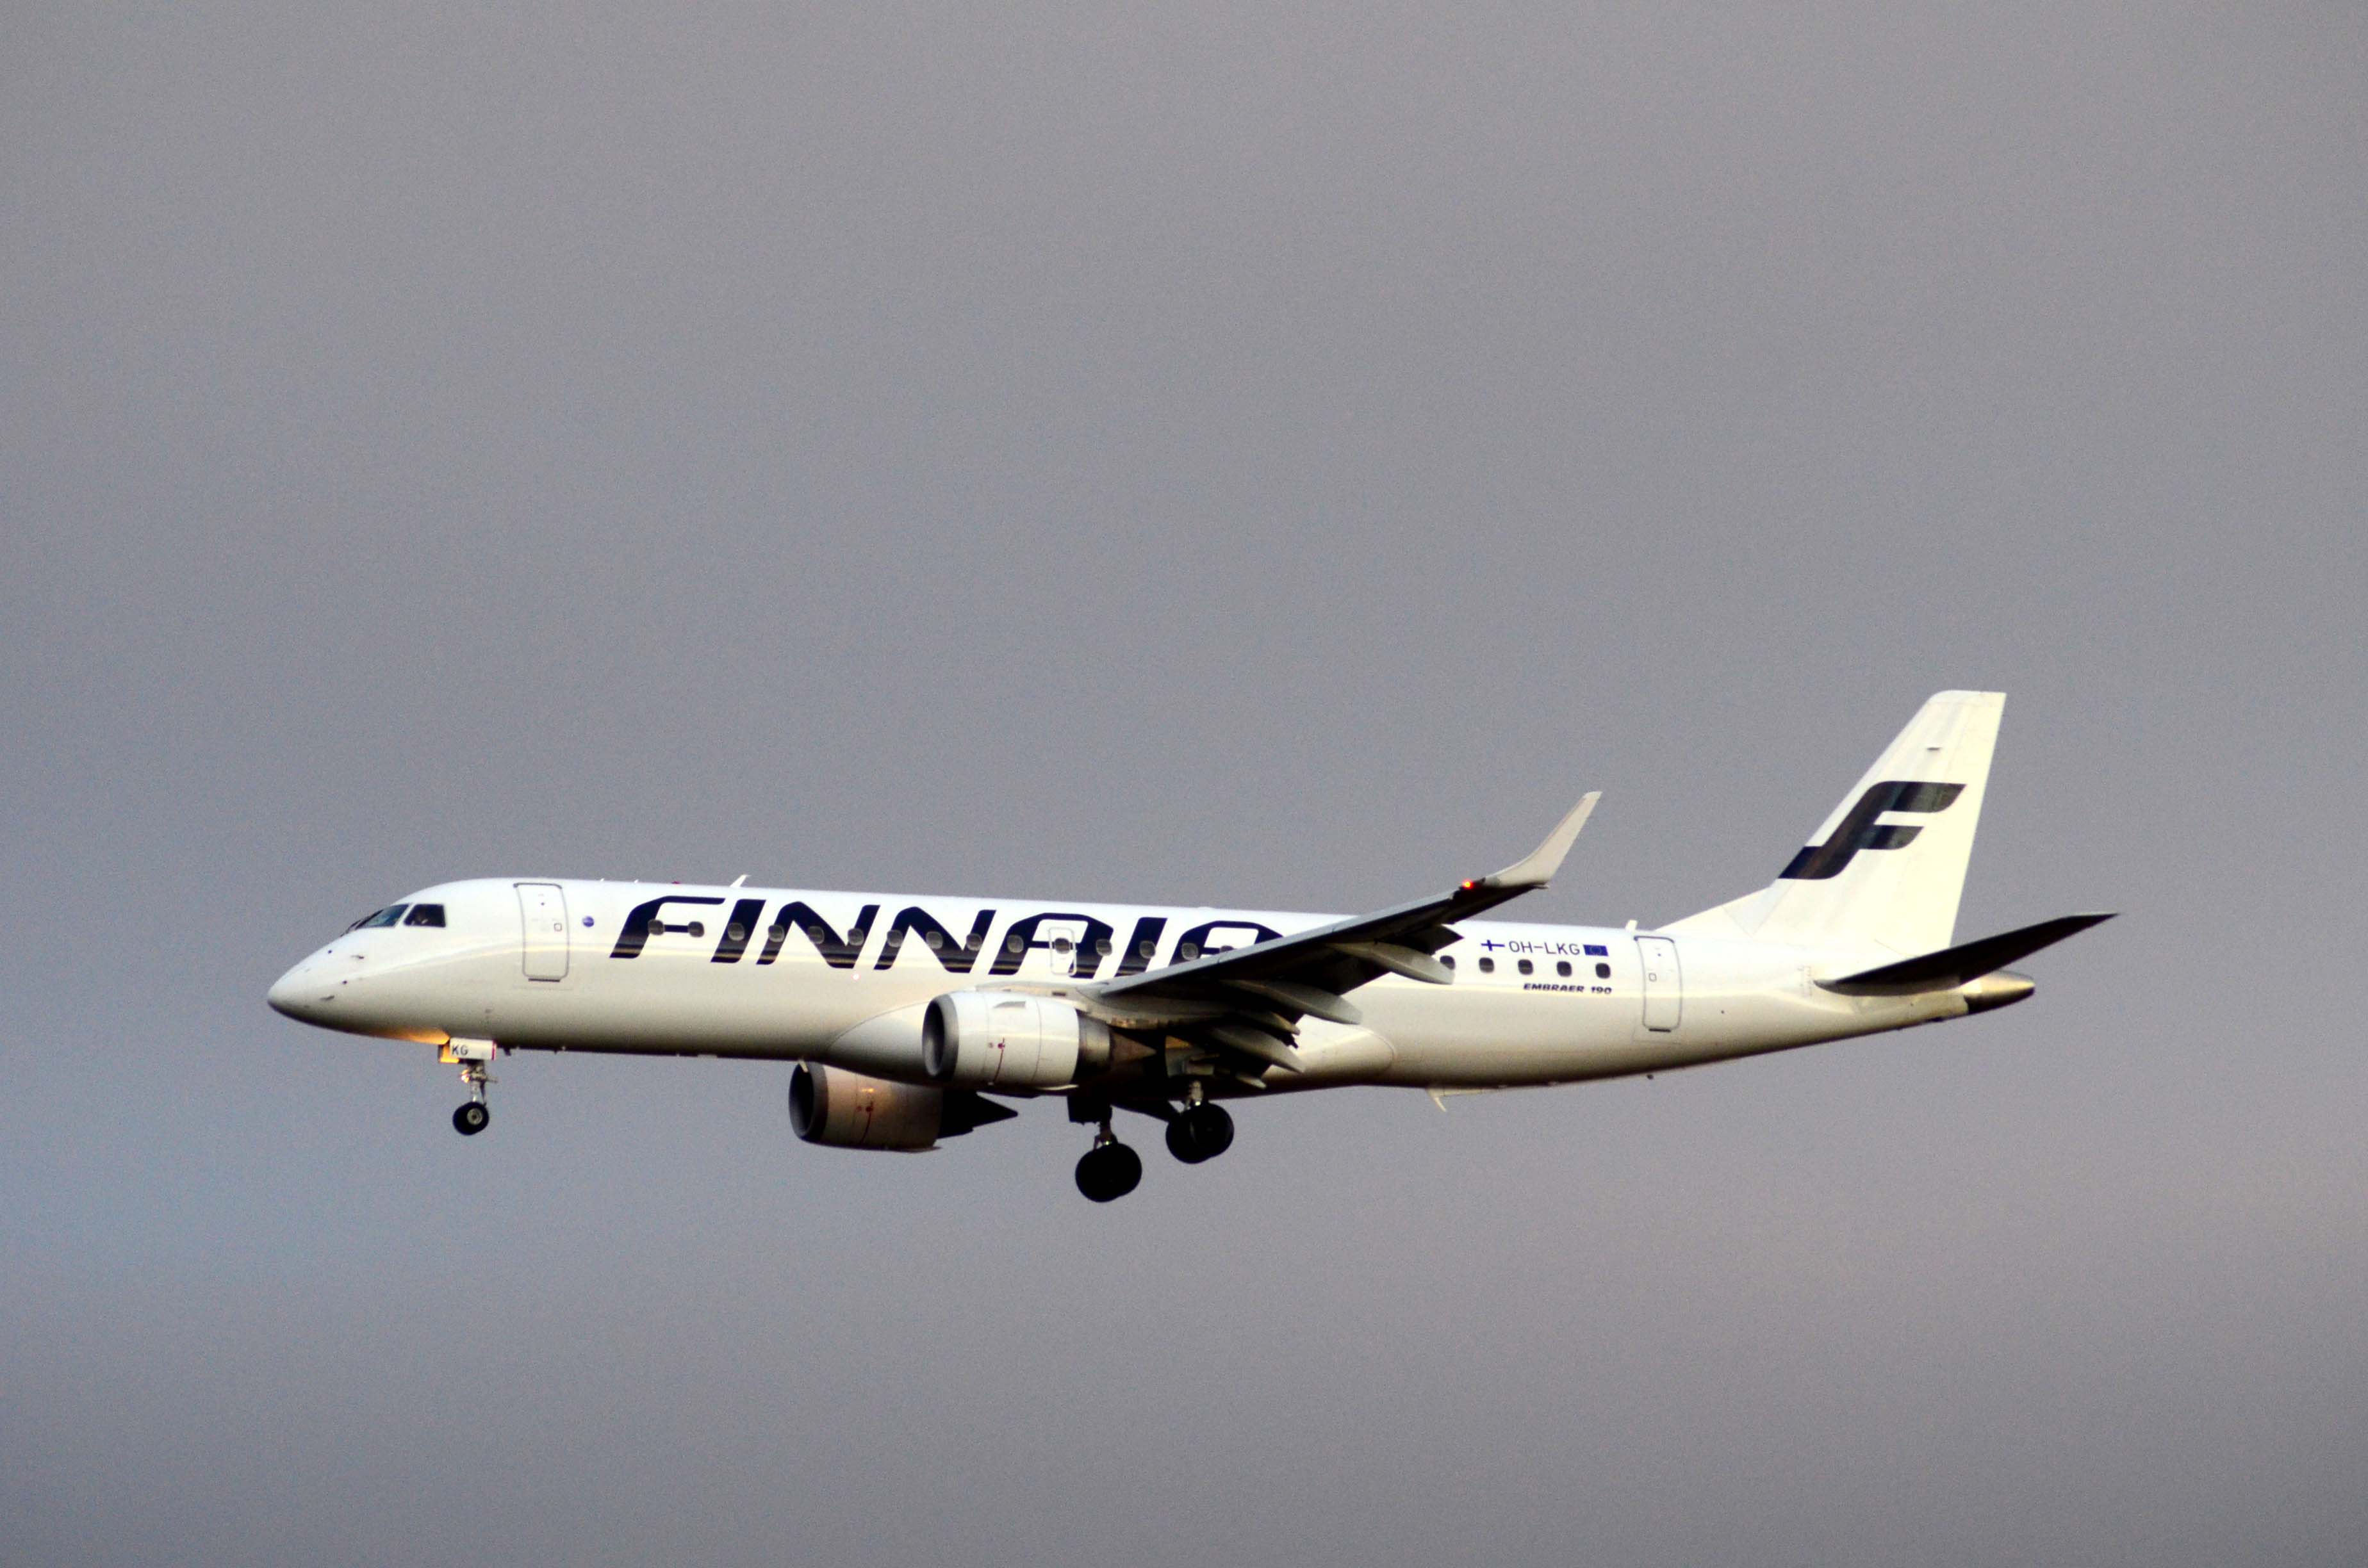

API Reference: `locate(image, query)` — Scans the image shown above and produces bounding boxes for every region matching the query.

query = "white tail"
[1665,691,2005,956]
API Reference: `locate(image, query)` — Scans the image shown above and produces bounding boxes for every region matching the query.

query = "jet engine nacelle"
[922,992,1112,1089]
[788,1062,1016,1151]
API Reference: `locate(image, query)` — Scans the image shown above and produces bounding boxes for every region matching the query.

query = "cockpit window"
[347,905,407,931]
[404,904,446,927]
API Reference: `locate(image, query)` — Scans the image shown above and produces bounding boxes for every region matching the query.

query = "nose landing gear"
[443,1038,496,1136]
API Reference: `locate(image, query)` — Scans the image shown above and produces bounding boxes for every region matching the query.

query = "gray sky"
[5,4,2365,1564]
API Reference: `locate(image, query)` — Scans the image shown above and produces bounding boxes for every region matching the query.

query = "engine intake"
[788,1062,1015,1151]
[921,992,1112,1089]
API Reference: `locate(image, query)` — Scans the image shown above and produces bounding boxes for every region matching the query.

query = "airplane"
[267,690,2110,1202]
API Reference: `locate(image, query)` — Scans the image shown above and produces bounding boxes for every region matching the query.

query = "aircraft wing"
[1075,792,1599,1075]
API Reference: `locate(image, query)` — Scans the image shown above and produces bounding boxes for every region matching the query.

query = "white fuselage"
[268,877,1977,1092]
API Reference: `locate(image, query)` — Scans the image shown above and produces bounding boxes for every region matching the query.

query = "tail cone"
[1961,970,2035,1015]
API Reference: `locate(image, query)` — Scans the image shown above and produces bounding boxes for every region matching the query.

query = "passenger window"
[404,904,446,927]
[1442,954,1456,970]
[1478,956,1495,974]
[1518,959,1533,976]
[1595,961,1611,979]
[1557,960,1571,977]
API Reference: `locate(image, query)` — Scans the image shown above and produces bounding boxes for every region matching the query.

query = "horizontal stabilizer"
[1816,913,2116,996]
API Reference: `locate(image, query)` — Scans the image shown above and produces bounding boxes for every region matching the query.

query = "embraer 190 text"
[269,692,2110,1202]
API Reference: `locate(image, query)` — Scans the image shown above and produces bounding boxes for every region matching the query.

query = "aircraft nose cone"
[268,961,326,1021]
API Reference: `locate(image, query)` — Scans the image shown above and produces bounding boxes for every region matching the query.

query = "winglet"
[1479,792,1600,890]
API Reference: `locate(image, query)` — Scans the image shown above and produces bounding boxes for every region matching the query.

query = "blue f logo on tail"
[1779,781,1964,881]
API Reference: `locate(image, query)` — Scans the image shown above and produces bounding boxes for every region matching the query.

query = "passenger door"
[517,883,570,981]
[1636,935,1681,1032]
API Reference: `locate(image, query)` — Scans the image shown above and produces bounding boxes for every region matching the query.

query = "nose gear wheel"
[450,1049,495,1136]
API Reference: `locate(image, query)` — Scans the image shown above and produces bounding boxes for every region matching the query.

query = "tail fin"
[1665,691,2005,955]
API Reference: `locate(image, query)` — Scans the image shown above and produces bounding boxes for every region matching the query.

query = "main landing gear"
[1165,1101,1234,1164]
[1075,1116,1142,1204]
[446,1039,496,1137]
[1071,1089,1238,1201]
